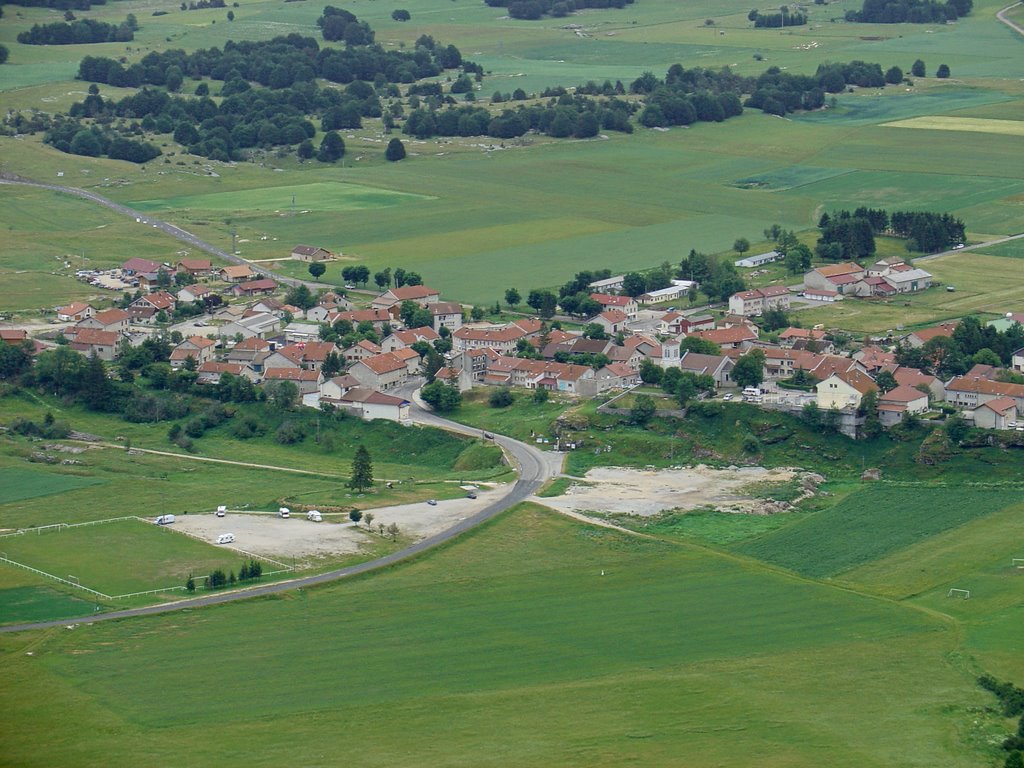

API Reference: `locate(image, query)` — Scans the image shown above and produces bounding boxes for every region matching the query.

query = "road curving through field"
[0,391,555,634]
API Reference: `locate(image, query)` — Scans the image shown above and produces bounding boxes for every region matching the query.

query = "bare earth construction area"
[540,466,814,518]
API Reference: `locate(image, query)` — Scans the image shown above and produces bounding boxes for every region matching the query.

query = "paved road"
[997,2,1024,35]
[913,232,1024,263]
[0,173,332,294]
[0,393,554,634]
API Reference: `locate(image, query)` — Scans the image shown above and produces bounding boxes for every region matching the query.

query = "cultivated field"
[1,0,1022,307]
[732,484,1017,577]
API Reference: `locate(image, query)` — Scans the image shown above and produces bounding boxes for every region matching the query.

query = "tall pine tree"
[348,444,374,491]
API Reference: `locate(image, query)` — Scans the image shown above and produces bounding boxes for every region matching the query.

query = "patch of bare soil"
[539,465,822,517]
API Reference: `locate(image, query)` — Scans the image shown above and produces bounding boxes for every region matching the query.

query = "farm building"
[735,251,779,268]
[291,245,335,262]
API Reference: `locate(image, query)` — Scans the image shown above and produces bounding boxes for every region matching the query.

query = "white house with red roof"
[877,384,930,426]
[262,367,323,394]
[349,352,409,391]
[429,301,463,332]
[728,285,791,317]
[325,387,410,422]
[381,326,440,353]
[76,308,131,335]
[176,258,213,277]
[589,309,628,335]
[56,302,95,322]
[371,285,441,310]
[343,339,383,363]
[971,397,1019,430]
[170,336,217,369]
[590,293,638,320]
[177,284,214,304]
[68,328,119,361]
[690,326,758,350]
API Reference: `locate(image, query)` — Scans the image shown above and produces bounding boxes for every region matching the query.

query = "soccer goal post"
[947,588,970,599]
[1012,558,1024,568]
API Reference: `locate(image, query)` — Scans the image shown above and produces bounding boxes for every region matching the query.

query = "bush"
[275,420,306,444]
[489,388,514,408]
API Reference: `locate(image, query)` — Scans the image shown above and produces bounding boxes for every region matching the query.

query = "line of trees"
[484,0,633,20]
[847,0,971,23]
[18,16,136,45]
[76,30,467,91]
[5,0,106,9]
[401,95,634,140]
[749,8,808,27]
[817,207,966,259]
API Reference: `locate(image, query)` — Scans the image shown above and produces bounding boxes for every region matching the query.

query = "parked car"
[278,507,290,518]
[482,431,494,439]
[216,505,227,517]
[155,514,176,525]
[216,533,235,545]
[427,499,438,506]
[722,393,733,401]
[466,492,478,499]
[307,510,322,522]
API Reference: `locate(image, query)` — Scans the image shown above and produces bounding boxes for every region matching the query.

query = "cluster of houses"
[802,258,934,303]
[4,255,1023,436]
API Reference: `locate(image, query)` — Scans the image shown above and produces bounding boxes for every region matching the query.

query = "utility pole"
[230,229,237,254]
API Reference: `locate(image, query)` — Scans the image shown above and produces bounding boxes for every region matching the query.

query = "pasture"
[0,504,1002,767]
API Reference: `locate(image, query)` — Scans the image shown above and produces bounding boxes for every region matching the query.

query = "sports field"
[0,504,1005,767]
[0,518,253,596]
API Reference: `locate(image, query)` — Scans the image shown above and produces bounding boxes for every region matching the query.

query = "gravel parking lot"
[168,485,508,561]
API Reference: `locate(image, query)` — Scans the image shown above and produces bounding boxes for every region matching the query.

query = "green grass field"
[0,518,252,596]
[732,484,1018,578]
[0,467,102,505]
[0,504,1006,767]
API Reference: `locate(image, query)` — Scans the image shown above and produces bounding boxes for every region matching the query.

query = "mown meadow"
[0,503,1013,767]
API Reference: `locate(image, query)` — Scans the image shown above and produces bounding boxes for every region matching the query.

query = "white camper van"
[155,514,176,525]
[216,533,235,544]
[307,510,322,522]
[278,507,291,519]
[216,505,227,517]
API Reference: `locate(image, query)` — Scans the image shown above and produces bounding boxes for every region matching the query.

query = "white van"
[216,505,227,517]
[742,387,761,398]
[278,507,290,519]
[307,510,322,522]
[216,533,235,544]
[155,514,176,525]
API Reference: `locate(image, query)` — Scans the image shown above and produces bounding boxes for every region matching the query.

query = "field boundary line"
[97,443,344,478]
[0,555,111,599]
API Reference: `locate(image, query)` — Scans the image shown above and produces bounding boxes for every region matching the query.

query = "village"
[2,245,1023,440]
